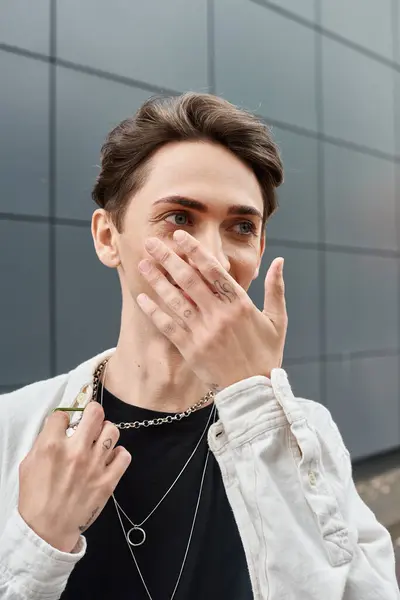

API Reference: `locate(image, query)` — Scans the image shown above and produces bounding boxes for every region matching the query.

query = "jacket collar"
[59,348,115,430]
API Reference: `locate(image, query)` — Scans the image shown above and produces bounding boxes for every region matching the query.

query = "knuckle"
[69,448,87,469]
[87,401,105,420]
[121,447,132,464]
[52,410,70,425]
[238,297,252,315]
[110,424,120,443]
[116,447,132,468]
[198,329,216,351]
[103,420,119,436]
[42,438,61,455]
[213,313,230,331]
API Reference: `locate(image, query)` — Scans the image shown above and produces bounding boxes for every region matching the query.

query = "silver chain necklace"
[96,359,217,600]
[92,358,214,430]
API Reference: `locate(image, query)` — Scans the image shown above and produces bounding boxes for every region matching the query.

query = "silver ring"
[127,526,146,547]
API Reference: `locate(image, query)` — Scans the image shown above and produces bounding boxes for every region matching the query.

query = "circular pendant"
[127,526,146,547]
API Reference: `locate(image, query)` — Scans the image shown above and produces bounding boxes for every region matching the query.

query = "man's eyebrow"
[152,195,263,220]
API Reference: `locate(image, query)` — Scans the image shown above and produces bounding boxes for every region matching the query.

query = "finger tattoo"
[78,507,100,533]
[102,438,113,451]
[169,297,182,310]
[214,280,238,303]
[183,309,192,318]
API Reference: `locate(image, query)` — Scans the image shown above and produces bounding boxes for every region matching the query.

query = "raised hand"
[18,402,131,553]
[137,230,287,391]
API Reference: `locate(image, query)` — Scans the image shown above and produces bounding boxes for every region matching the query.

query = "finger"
[73,401,105,446]
[173,230,243,305]
[137,258,197,325]
[263,257,287,326]
[142,237,215,308]
[94,421,120,462]
[137,293,189,342]
[42,410,70,439]
[106,446,132,487]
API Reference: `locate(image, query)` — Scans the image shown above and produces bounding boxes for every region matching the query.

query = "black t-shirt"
[61,386,253,600]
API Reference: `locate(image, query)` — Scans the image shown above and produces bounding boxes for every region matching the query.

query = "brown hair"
[92,93,283,231]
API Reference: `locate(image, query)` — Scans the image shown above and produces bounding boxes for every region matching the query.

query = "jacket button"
[308,470,317,486]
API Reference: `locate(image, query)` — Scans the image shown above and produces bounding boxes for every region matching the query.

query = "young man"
[0,93,398,600]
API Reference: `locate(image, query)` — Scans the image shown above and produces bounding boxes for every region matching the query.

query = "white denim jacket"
[0,349,398,600]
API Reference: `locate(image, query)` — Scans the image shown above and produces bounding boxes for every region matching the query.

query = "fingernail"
[279,258,284,273]
[138,259,152,273]
[136,293,149,306]
[145,238,158,252]
[173,230,186,243]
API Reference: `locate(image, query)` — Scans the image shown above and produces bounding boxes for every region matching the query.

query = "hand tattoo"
[184,309,192,318]
[214,280,238,303]
[102,438,112,450]
[78,507,100,533]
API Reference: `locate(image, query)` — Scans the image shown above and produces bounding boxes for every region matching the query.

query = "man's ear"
[91,209,121,268]
[252,233,266,280]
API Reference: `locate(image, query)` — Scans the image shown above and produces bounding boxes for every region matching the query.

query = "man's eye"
[164,212,190,226]
[232,221,257,236]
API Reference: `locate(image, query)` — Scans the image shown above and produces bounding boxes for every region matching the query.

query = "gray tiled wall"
[320,0,393,59]
[1,0,399,461]
[215,0,317,130]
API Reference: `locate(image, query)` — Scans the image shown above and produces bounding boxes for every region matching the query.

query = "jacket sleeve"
[0,508,86,600]
[209,369,400,600]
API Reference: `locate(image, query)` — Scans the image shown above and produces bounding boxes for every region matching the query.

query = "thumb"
[263,257,287,325]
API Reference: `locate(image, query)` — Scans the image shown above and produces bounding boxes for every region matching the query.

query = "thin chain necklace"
[92,358,214,429]
[95,358,217,600]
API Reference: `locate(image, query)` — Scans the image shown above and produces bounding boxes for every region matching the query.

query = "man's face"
[108,140,265,306]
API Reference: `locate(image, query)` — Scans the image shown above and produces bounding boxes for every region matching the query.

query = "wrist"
[19,510,78,553]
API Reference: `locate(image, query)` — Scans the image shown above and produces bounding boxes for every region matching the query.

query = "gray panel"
[249,245,320,360]
[398,6,400,64]
[0,221,50,385]
[284,361,322,404]
[326,355,400,460]
[266,0,316,21]
[0,0,50,54]
[0,53,49,216]
[322,37,395,155]
[215,0,317,131]
[324,144,397,250]
[56,0,207,92]
[395,72,400,154]
[321,0,393,60]
[56,68,151,220]
[326,253,399,355]
[267,128,319,243]
[397,166,400,220]
[55,225,121,374]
